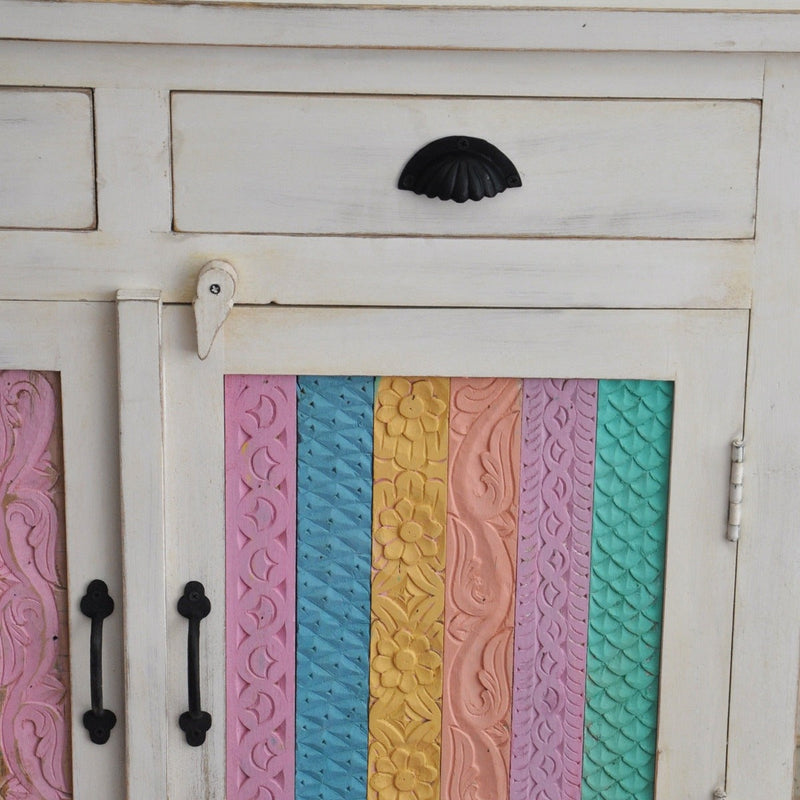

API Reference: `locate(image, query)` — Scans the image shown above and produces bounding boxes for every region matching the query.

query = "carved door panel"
[0,302,124,800]
[162,306,747,800]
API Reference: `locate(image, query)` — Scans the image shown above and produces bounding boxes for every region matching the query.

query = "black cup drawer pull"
[80,580,117,745]
[398,135,522,203]
[178,581,212,747]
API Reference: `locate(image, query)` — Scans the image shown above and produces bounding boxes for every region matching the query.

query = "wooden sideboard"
[1,4,799,798]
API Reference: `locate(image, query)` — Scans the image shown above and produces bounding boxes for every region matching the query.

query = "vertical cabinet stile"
[117,291,168,800]
[164,306,227,798]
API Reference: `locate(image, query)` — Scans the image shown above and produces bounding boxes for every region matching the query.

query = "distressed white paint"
[94,89,172,234]
[163,304,227,800]
[0,232,755,308]
[117,291,168,800]
[162,305,746,799]
[0,301,125,800]
[0,89,95,230]
[727,55,800,800]
[172,94,760,238]
[4,2,800,52]
[0,42,766,100]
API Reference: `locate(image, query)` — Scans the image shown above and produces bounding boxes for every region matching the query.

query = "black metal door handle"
[178,581,212,746]
[80,580,117,744]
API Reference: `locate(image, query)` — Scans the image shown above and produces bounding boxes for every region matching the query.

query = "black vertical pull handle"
[80,580,117,744]
[178,581,212,746]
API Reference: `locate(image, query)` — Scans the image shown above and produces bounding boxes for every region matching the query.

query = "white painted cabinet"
[1,6,800,799]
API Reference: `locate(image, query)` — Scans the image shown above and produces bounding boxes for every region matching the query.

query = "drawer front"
[172,93,759,238]
[0,89,95,230]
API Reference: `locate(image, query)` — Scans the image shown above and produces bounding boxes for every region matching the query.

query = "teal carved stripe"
[295,376,374,800]
[582,380,673,800]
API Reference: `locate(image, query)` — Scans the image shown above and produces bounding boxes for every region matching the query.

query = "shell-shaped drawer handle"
[398,136,522,203]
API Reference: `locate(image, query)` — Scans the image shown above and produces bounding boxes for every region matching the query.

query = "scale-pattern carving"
[296,376,373,800]
[369,377,449,800]
[510,379,597,800]
[0,371,71,800]
[225,375,296,800]
[582,380,672,800]
[442,378,521,800]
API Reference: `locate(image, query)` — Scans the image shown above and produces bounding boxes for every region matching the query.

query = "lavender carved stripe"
[225,375,296,800]
[0,371,72,800]
[510,379,598,800]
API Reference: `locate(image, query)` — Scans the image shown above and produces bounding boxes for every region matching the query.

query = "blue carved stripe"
[295,376,374,800]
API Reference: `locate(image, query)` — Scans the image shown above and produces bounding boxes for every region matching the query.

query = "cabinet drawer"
[0,89,95,230]
[172,93,759,238]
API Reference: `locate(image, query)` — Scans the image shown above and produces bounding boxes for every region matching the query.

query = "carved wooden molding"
[442,378,522,800]
[510,379,597,800]
[369,377,449,800]
[225,375,296,800]
[0,371,71,800]
[582,380,672,800]
[295,377,373,800]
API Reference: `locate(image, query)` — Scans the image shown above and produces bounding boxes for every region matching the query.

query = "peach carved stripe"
[0,371,72,800]
[441,378,521,800]
[225,375,296,800]
[510,379,597,800]
[369,377,449,800]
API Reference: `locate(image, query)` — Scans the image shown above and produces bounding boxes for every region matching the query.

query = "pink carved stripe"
[442,378,522,800]
[0,371,72,800]
[225,375,296,800]
[510,379,598,800]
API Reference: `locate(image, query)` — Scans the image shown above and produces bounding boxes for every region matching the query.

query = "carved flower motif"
[376,379,447,469]
[370,745,438,800]
[373,629,440,693]
[375,498,442,567]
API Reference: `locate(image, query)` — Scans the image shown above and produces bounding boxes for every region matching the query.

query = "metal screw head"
[209,283,221,295]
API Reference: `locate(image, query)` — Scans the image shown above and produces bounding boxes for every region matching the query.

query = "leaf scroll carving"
[0,371,71,800]
[441,378,521,800]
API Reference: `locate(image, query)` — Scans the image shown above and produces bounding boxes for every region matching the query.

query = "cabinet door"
[0,302,124,800]
[161,306,746,800]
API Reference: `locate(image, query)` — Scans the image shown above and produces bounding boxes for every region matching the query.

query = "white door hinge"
[727,439,744,542]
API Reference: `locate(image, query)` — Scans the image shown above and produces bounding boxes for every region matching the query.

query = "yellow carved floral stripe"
[369,377,449,800]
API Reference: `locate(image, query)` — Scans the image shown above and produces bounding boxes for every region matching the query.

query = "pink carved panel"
[225,375,296,800]
[0,371,72,800]
[442,378,522,800]
[510,379,597,800]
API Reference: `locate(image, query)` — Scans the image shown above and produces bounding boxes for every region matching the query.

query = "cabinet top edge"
[21,0,800,10]
[7,0,800,52]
